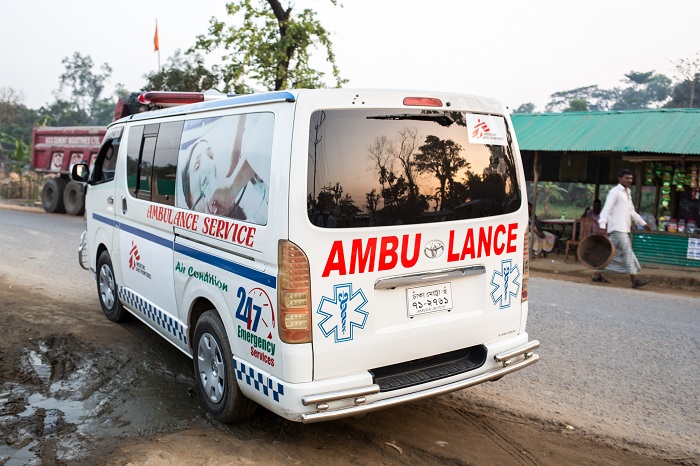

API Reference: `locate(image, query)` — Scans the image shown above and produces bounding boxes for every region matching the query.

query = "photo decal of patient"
[175,113,273,225]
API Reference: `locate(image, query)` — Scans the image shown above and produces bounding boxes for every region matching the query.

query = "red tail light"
[403,97,443,107]
[278,241,312,344]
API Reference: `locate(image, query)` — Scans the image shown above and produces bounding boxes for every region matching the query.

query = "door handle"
[107,196,114,205]
[121,196,127,214]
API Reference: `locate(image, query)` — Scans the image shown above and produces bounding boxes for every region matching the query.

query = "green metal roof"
[510,108,700,155]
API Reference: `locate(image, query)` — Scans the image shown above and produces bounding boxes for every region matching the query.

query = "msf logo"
[128,241,140,270]
[317,283,369,343]
[490,259,521,309]
[472,119,490,139]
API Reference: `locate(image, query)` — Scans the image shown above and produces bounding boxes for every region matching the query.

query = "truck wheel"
[193,311,256,423]
[96,251,129,322]
[41,178,66,213]
[63,181,85,216]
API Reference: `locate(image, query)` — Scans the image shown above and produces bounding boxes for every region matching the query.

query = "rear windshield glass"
[307,109,521,228]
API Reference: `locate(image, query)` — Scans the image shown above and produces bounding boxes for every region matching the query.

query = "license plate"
[406,282,453,317]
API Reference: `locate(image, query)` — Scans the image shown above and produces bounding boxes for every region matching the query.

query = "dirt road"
[0,207,697,465]
[2,281,694,465]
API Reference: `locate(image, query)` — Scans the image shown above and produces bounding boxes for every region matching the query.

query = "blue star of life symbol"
[317,283,369,343]
[490,259,521,309]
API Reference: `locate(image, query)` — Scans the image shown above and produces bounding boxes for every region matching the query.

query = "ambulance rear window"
[307,109,521,228]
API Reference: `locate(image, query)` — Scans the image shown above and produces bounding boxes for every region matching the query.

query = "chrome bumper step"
[301,340,540,423]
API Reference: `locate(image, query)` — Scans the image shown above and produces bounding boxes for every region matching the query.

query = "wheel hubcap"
[198,333,225,403]
[99,264,115,309]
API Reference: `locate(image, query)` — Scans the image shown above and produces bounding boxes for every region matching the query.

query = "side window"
[152,121,184,206]
[137,135,156,201]
[126,121,184,205]
[92,139,120,184]
[127,126,144,194]
[175,113,274,225]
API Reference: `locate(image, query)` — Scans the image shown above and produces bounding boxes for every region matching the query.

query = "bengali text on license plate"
[406,282,453,317]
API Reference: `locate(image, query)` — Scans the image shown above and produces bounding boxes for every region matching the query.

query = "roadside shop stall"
[511,108,700,269]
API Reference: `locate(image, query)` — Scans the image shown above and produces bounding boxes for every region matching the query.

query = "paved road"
[469,275,699,458]
[1,208,698,460]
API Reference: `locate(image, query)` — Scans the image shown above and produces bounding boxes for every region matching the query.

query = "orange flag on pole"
[154,20,160,52]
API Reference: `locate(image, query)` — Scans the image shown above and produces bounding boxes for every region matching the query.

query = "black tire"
[193,311,256,423]
[96,251,129,322]
[63,181,85,216]
[41,178,66,213]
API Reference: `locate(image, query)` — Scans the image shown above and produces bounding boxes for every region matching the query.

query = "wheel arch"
[188,296,216,353]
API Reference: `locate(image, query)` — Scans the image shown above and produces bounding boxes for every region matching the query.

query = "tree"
[536,182,568,217]
[191,0,346,92]
[546,85,618,113]
[546,70,673,113]
[142,49,221,92]
[365,188,381,224]
[0,133,29,183]
[612,71,672,110]
[52,52,114,125]
[0,87,38,148]
[414,135,466,211]
[513,102,536,114]
[564,98,589,112]
[667,52,700,108]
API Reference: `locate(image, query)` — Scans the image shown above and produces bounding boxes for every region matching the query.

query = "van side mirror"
[71,162,89,183]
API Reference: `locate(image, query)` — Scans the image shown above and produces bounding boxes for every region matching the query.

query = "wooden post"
[530,151,540,260]
[634,163,643,210]
[594,154,601,200]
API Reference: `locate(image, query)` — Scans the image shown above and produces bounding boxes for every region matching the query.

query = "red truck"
[30,97,139,215]
[31,126,107,214]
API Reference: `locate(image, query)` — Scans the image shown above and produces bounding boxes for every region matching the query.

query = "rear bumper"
[300,339,539,423]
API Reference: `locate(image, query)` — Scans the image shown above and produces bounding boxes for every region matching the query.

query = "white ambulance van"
[73,89,539,423]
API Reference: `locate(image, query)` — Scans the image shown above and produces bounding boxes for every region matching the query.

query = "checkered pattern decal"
[234,360,285,402]
[118,287,187,344]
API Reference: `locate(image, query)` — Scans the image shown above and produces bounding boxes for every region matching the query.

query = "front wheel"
[193,311,256,423]
[96,251,129,322]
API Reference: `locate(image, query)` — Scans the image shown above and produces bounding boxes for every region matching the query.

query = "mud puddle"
[0,332,205,465]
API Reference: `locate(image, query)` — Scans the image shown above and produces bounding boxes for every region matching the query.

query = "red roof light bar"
[403,97,443,107]
[138,91,206,106]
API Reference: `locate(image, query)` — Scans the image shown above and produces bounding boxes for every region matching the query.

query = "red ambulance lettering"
[322,234,421,277]
[244,227,256,247]
[237,225,248,244]
[147,205,180,225]
[323,241,347,276]
[201,217,256,247]
[493,224,506,255]
[378,236,398,271]
[447,223,518,261]
[172,211,199,230]
[349,238,376,274]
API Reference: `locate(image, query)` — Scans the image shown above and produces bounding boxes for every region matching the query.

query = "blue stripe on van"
[92,213,275,288]
[119,221,173,248]
[93,213,117,227]
[175,243,276,288]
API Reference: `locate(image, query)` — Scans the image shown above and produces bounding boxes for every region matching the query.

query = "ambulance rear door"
[289,90,528,381]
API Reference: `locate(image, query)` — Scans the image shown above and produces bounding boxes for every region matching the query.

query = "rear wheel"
[41,178,66,213]
[96,251,128,322]
[63,181,85,215]
[193,311,256,423]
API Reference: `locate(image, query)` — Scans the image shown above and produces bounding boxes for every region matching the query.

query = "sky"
[2,0,699,112]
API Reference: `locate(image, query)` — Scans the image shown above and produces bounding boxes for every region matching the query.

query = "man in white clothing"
[592,169,653,288]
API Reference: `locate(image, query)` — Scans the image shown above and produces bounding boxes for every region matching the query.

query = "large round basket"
[578,234,616,270]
